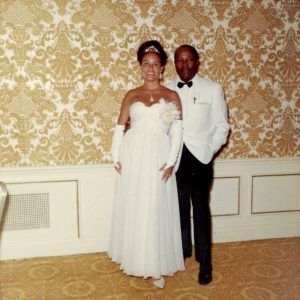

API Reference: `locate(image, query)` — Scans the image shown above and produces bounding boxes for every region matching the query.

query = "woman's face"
[141,52,163,82]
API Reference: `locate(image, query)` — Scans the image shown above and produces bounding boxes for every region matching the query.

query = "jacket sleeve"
[211,84,230,153]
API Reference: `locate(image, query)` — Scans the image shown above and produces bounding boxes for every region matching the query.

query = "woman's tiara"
[144,45,160,54]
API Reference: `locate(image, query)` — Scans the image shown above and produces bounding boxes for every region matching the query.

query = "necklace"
[149,96,155,102]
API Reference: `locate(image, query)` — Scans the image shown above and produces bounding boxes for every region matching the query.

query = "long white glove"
[165,120,183,168]
[111,124,125,166]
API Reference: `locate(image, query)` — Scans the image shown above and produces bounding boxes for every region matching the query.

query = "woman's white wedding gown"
[108,99,184,278]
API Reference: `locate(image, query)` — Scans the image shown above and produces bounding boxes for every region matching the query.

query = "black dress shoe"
[198,269,212,285]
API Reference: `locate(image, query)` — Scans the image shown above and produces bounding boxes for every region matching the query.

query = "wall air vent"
[1,193,50,231]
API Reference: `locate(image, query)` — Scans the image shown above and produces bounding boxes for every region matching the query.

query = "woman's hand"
[115,162,122,173]
[159,163,174,182]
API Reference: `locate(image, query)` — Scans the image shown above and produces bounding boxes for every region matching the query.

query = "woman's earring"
[160,73,163,80]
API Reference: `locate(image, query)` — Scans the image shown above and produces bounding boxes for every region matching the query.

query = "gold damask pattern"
[0,238,299,299]
[0,0,299,166]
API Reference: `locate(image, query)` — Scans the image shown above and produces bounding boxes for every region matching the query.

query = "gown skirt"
[108,100,184,278]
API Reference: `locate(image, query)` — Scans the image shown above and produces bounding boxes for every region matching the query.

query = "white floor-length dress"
[108,99,184,278]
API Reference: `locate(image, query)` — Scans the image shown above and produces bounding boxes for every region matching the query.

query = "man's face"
[175,47,199,82]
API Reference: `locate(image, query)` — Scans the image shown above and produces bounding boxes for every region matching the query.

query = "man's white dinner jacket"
[167,74,230,170]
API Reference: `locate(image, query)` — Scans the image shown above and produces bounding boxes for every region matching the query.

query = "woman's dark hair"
[174,44,199,62]
[137,40,168,66]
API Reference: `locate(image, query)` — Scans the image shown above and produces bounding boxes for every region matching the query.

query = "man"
[167,45,230,285]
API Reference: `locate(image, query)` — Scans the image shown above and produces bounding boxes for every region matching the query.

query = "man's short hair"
[175,45,199,61]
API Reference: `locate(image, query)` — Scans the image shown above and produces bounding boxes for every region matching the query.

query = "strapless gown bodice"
[129,99,179,133]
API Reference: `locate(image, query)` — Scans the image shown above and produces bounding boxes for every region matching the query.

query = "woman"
[108,40,184,288]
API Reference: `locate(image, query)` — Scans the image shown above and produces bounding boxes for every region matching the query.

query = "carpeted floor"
[0,238,299,299]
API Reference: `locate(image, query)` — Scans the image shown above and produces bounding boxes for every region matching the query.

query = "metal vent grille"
[2,193,50,231]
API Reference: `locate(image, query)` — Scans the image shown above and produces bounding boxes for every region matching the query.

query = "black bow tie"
[177,81,193,88]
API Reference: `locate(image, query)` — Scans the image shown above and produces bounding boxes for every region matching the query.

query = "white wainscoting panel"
[2,180,78,241]
[211,177,240,216]
[252,174,300,213]
[0,158,299,260]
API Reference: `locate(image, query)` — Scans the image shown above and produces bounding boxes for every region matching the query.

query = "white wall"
[0,158,299,260]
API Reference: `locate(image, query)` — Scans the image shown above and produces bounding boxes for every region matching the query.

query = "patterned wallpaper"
[0,0,299,167]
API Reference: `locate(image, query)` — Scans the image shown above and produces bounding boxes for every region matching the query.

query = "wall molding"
[1,156,299,173]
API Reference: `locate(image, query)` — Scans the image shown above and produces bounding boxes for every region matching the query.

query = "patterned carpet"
[0,238,299,300]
